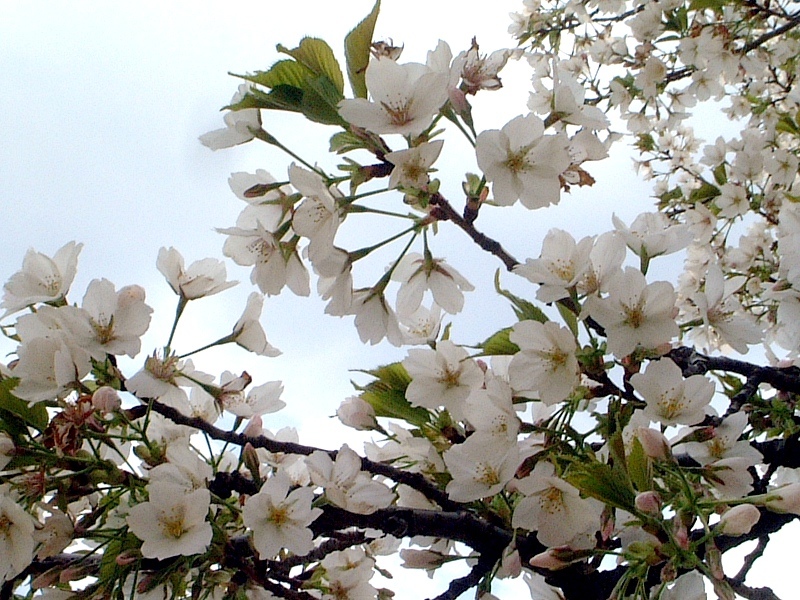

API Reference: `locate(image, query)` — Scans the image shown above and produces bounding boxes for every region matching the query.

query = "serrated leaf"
[478,328,520,356]
[566,461,636,511]
[361,388,431,426]
[277,37,344,96]
[0,378,49,432]
[360,362,412,390]
[494,270,548,323]
[300,76,348,126]
[345,0,381,98]
[233,60,316,90]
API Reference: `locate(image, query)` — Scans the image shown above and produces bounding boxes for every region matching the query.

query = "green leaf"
[566,461,637,512]
[345,0,381,98]
[712,163,727,186]
[689,181,721,203]
[688,0,726,10]
[478,328,520,356]
[556,301,579,338]
[277,37,344,96]
[226,86,304,113]
[0,378,49,432]
[627,437,653,492]
[354,362,431,427]
[494,270,548,323]
[300,75,348,126]
[233,60,316,89]
[330,130,371,154]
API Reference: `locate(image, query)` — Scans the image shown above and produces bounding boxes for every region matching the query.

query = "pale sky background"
[1,1,795,598]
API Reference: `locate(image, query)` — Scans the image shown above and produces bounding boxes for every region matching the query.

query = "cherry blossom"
[338,56,449,137]
[476,113,570,209]
[242,471,322,559]
[157,247,237,300]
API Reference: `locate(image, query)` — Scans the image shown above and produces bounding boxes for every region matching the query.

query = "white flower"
[398,303,443,345]
[338,57,449,137]
[508,320,580,405]
[458,40,511,95]
[385,140,444,189]
[219,221,310,298]
[403,340,484,419]
[660,571,707,600]
[476,113,570,209]
[687,263,762,353]
[199,84,261,150]
[391,252,474,316]
[220,372,284,418]
[157,247,237,300]
[612,212,692,261]
[12,336,91,403]
[0,491,36,582]
[585,267,679,357]
[464,377,520,442]
[350,289,403,346]
[231,293,281,357]
[2,241,83,317]
[677,412,763,467]
[288,164,344,262]
[630,359,714,426]
[443,435,520,502]
[80,279,153,358]
[514,229,593,303]
[242,471,322,559]
[511,461,602,546]
[126,482,212,560]
[306,445,394,514]
[320,547,378,600]
[576,231,627,296]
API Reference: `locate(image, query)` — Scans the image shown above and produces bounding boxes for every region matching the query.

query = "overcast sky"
[3,2,793,598]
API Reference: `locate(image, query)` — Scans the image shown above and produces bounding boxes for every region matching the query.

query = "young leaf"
[277,37,344,96]
[232,60,315,89]
[345,0,381,98]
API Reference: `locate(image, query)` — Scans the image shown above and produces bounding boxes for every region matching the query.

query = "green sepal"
[0,377,49,433]
[477,327,520,356]
[345,0,381,98]
[354,363,431,427]
[277,37,344,96]
[494,270,548,323]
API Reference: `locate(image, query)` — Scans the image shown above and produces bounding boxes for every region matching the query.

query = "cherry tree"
[3,1,800,599]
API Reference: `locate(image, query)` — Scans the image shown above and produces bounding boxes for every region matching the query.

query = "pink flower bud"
[634,427,671,460]
[399,548,448,569]
[717,504,760,536]
[92,386,121,413]
[336,396,378,431]
[242,415,263,438]
[529,549,572,570]
[635,491,662,515]
[766,483,800,515]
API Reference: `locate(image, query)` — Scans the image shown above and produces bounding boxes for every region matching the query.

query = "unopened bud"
[399,549,448,570]
[529,549,572,570]
[336,396,379,431]
[635,491,662,515]
[717,504,760,536]
[92,386,122,413]
[766,482,800,515]
[242,415,263,438]
[242,442,261,482]
[634,427,671,460]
